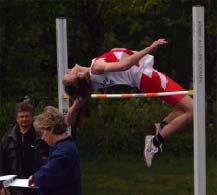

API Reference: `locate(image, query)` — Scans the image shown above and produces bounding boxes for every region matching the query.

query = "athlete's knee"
[186,111,193,124]
[184,100,193,124]
[175,95,193,123]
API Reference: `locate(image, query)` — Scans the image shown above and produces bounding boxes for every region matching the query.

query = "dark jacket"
[0,124,49,195]
[32,136,82,195]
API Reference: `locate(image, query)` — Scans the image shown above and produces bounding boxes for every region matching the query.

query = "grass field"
[81,156,217,195]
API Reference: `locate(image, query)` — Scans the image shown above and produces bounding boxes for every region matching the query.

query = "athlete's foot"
[144,135,159,167]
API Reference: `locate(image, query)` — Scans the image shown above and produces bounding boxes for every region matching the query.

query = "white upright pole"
[56,17,71,135]
[192,6,206,195]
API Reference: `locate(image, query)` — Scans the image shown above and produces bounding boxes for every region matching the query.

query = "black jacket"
[0,124,49,195]
[0,124,49,177]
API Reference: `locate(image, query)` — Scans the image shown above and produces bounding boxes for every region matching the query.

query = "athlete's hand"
[73,97,87,109]
[149,38,168,51]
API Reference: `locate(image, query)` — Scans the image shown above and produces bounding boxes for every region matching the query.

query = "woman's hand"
[73,97,87,109]
[65,96,87,126]
[28,176,35,187]
[0,188,7,195]
[149,38,168,51]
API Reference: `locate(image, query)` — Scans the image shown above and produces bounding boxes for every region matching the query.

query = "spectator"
[29,106,82,195]
[0,101,49,195]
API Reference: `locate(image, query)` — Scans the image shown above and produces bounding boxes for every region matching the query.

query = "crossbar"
[64,90,193,99]
[91,90,193,99]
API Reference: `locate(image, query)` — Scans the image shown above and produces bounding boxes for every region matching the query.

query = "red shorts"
[139,71,185,107]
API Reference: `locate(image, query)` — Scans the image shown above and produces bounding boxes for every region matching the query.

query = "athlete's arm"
[92,39,168,73]
[65,97,86,126]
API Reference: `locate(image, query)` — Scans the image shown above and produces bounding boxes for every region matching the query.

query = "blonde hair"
[33,106,67,135]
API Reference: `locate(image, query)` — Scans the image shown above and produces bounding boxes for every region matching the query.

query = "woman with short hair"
[29,106,82,195]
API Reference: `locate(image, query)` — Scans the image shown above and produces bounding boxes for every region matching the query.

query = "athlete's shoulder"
[111,48,134,56]
[111,48,127,51]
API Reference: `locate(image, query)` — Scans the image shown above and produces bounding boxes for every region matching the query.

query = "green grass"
[81,156,217,195]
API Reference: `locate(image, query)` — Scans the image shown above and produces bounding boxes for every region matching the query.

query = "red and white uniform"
[90,48,185,106]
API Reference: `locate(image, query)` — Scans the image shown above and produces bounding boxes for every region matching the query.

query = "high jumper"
[63,38,193,167]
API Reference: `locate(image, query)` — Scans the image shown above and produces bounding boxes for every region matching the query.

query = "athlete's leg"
[160,95,193,139]
[144,95,193,167]
[142,70,193,167]
[140,70,193,135]
[161,109,184,123]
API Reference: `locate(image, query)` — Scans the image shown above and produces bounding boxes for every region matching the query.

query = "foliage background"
[0,0,216,158]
